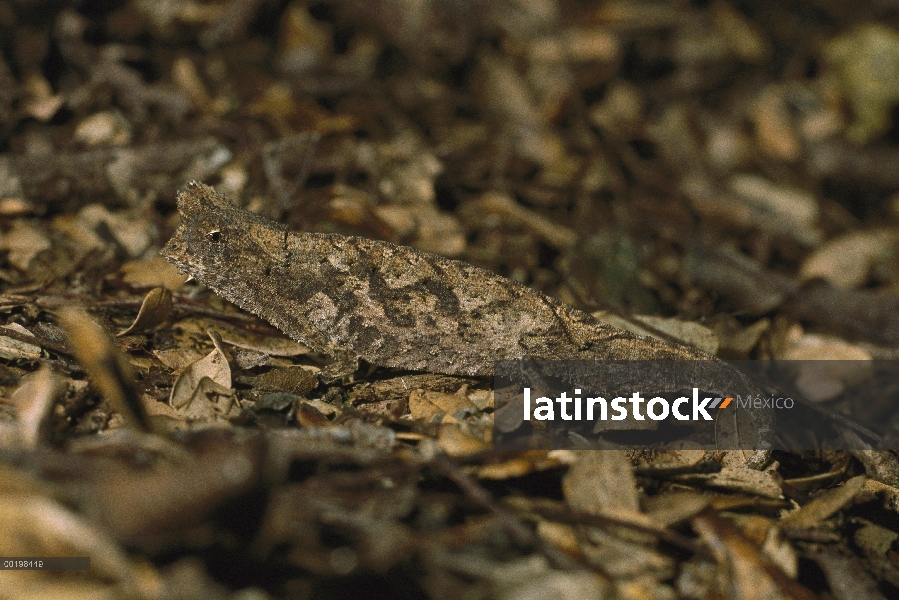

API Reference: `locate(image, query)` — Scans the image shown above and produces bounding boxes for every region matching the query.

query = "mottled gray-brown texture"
[162,182,772,466]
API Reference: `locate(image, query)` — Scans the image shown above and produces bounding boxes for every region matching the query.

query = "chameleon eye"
[207,230,222,242]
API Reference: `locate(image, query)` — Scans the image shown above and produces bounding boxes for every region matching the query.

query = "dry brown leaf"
[749,85,801,162]
[177,318,311,356]
[409,389,476,423]
[864,479,899,513]
[824,24,899,144]
[473,192,578,250]
[175,377,235,423]
[0,494,143,597]
[118,287,173,336]
[563,451,643,520]
[854,520,898,558]
[644,492,711,528]
[536,521,581,556]
[0,220,51,271]
[799,229,899,289]
[677,467,783,499]
[295,401,332,428]
[169,330,232,412]
[73,110,131,146]
[74,204,155,257]
[709,317,769,357]
[594,311,719,355]
[779,330,872,402]
[781,475,867,529]
[728,175,822,246]
[437,424,490,457]
[812,548,889,600]
[152,347,207,371]
[712,1,768,63]
[476,451,573,480]
[692,513,816,600]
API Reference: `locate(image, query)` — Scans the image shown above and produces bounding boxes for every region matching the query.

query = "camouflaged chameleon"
[162,182,773,467]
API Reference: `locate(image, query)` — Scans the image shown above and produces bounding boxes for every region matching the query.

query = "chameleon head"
[161,181,288,291]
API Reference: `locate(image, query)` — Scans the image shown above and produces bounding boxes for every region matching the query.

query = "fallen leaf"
[409,389,476,423]
[169,330,232,411]
[0,220,51,271]
[728,175,821,246]
[811,547,888,600]
[799,229,899,289]
[824,24,899,144]
[677,467,783,499]
[780,476,867,529]
[437,423,490,457]
[779,330,872,402]
[594,311,719,355]
[692,513,816,600]
[118,287,173,336]
[563,451,641,519]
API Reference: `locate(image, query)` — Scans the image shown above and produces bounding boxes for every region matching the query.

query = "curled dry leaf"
[118,287,173,336]
[168,330,234,421]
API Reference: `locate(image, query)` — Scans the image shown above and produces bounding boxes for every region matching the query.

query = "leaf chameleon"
[162,182,773,467]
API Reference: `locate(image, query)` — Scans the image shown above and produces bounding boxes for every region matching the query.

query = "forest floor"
[2,1,899,598]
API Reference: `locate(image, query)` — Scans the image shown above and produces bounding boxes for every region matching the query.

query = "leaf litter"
[0,1,898,598]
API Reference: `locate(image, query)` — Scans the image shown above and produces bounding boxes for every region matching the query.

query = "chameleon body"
[162,182,773,467]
